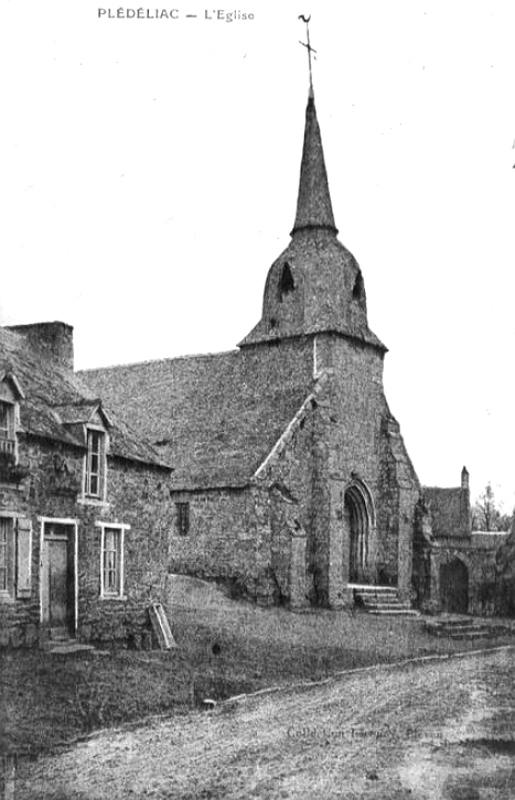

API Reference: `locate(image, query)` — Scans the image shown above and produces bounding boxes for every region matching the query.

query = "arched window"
[352,271,365,303]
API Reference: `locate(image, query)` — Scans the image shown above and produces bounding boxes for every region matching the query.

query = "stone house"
[81,87,422,610]
[0,322,172,648]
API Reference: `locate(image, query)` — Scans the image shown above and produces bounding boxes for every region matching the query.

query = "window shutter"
[16,518,32,599]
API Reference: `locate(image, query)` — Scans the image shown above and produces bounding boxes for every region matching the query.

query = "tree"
[472,483,513,532]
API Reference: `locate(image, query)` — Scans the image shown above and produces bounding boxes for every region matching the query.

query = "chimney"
[8,322,74,371]
[461,466,470,490]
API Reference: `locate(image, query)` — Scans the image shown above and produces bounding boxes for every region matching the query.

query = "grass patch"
[2,582,514,757]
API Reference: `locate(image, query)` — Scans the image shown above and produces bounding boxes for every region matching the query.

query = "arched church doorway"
[440,558,469,614]
[345,485,371,584]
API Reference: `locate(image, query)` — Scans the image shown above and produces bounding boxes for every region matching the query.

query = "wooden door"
[440,559,468,614]
[42,524,74,635]
[347,494,367,584]
[48,539,68,628]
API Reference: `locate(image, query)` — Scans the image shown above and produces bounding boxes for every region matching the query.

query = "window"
[278,262,295,302]
[0,517,32,599]
[0,517,12,594]
[100,525,127,598]
[85,428,106,498]
[352,272,365,305]
[176,502,190,536]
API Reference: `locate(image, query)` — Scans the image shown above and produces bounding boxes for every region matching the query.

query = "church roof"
[79,346,314,490]
[0,325,170,469]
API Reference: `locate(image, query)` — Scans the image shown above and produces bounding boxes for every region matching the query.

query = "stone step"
[432,619,471,628]
[351,586,398,595]
[43,640,108,656]
[353,586,419,617]
[367,609,420,617]
[449,630,492,640]
[49,628,73,641]
[426,621,492,639]
[433,626,479,635]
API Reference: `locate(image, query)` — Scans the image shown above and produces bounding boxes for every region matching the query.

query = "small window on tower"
[352,272,365,303]
[176,502,190,536]
[278,263,295,302]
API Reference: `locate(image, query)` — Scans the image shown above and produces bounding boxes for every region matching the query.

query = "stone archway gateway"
[440,558,469,614]
[345,482,374,584]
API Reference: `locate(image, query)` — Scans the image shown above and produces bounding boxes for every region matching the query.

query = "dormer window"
[0,402,15,445]
[85,427,107,499]
[0,373,24,466]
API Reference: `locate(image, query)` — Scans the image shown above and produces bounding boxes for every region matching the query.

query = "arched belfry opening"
[344,481,375,585]
[278,262,295,302]
[352,271,365,305]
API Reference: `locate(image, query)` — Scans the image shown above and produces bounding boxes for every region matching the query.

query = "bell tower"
[239,87,385,355]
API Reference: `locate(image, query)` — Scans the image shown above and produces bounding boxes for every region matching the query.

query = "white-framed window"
[84,427,107,499]
[97,523,130,599]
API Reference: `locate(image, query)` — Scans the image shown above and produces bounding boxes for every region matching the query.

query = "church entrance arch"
[440,558,469,614]
[345,481,374,584]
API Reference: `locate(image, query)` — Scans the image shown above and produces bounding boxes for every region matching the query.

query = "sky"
[1,1,515,509]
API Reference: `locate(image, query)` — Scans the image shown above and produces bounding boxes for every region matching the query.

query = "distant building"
[415,468,511,616]
[0,322,172,648]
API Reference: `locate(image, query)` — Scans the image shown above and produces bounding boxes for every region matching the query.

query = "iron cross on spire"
[299,15,316,95]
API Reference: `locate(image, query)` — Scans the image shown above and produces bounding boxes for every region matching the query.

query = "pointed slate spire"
[291,89,338,236]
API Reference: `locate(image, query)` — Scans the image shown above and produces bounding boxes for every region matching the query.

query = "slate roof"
[239,92,386,352]
[80,346,315,490]
[423,486,470,538]
[291,93,337,235]
[0,325,170,469]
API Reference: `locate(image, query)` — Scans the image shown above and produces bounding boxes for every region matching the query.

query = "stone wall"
[77,460,172,645]
[426,535,510,617]
[316,334,421,601]
[168,383,319,608]
[168,488,273,601]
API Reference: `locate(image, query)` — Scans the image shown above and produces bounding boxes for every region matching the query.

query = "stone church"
[81,85,422,610]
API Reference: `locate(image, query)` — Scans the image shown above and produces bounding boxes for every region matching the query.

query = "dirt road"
[13,648,515,799]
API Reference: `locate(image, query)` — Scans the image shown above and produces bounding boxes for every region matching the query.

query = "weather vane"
[299,15,316,94]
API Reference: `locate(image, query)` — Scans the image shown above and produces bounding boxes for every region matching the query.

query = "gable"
[0,381,16,404]
[0,372,25,402]
[54,401,111,430]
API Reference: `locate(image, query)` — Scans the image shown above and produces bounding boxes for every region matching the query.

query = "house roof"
[0,325,170,469]
[423,486,470,537]
[79,344,315,490]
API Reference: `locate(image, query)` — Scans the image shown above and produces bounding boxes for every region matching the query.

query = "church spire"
[292,19,338,236]
[238,23,385,353]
